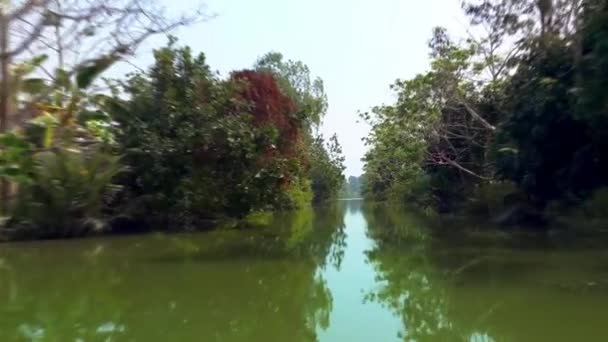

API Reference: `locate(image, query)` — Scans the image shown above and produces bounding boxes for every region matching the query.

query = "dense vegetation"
[0,32,344,238]
[362,0,608,222]
[109,42,344,230]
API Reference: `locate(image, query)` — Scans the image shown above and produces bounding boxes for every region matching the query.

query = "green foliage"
[361,73,441,206]
[112,43,265,225]
[6,148,123,239]
[308,134,346,203]
[110,41,335,229]
[362,0,608,219]
[75,56,118,89]
[283,178,314,209]
[254,52,328,126]
[496,38,583,200]
[0,133,34,184]
[254,52,345,204]
[494,0,608,203]
[2,40,341,239]
[341,175,363,198]
[0,51,123,239]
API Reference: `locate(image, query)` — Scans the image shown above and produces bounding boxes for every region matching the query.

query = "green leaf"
[77,110,110,124]
[21,78,47,95]
[76,57,117,89]
[0,165,22,177]
[30,54,49,67]
[0,133,29,149]
[54,68,71,89]
[14,54,49,77]
[31,112,59,127]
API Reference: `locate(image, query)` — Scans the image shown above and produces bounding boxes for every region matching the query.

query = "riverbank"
[0,209,278,243]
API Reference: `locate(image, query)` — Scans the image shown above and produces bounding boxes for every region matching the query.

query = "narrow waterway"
[2,199,608,341]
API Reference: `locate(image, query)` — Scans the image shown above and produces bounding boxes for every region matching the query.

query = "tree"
[254,52,327,127]
[0,0,205,214]
[254,51,345,204]
[309,134,345,203]
[361,33,499,208]
[363,0,608,214]
[110,42,323,228]
[494,0,608,202]
[341,175,362,198]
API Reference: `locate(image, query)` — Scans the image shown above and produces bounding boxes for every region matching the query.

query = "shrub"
[5,148,122,239]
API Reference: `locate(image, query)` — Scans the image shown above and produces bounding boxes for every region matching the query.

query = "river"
[1,199,608,341]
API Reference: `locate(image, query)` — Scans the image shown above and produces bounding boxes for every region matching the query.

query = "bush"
[283,178,313,209]
[5,148,122,239]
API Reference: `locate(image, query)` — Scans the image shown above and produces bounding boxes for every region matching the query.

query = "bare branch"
[8,0,51,21]
[459,99,496,131]
[3,17,46,58]
[428,151,491,180]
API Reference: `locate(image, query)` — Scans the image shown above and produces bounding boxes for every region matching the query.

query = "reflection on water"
[2,200,608,341]
[362,203,608,342]
[0,207,345,342]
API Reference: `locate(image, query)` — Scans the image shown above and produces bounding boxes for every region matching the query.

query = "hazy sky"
[128,0,468,177]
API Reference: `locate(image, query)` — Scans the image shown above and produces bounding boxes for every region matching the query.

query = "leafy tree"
[362,0,608,216]
[254,52,328,127]
[494,0,608,203]
[361,35,497,209]
[110,42,328,229]
[309,134,345,203]
[0,0,204,212]
[254,52,345,204]
[0,55,125,238]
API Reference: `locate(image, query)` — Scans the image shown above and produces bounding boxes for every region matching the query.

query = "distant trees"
[341,175,362,198]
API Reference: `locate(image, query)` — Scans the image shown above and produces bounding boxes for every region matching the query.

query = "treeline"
[362,0,608,221]
[341,175,363,198]
[0,5,344,239]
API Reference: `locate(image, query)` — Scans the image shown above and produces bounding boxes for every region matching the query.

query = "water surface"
[2,200,608,341]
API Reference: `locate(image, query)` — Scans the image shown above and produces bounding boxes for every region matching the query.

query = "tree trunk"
[0,9,9,216]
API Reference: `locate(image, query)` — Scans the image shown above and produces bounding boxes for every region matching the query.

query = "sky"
[126,0,468,177]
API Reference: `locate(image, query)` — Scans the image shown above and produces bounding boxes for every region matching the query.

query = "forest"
[362,0,608,226]
[0,1,345,240]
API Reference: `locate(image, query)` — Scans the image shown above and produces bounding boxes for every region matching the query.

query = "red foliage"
[231,70,306,188]
[231,70,302,158]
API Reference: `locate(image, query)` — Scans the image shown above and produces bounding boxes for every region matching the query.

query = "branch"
[459,99,496,131]
[8,0,51,21]
[428,152,491,180]
[3,17,47,58]
[11,12,203,121]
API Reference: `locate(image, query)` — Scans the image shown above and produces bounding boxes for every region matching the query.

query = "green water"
[2,200,608,341]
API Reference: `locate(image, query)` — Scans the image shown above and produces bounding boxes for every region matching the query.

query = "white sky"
[121,0,468,177]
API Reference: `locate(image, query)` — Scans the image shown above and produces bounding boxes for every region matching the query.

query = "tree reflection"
[0,204,348,342]
[361,204,608,342]
[362,203,485,342]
